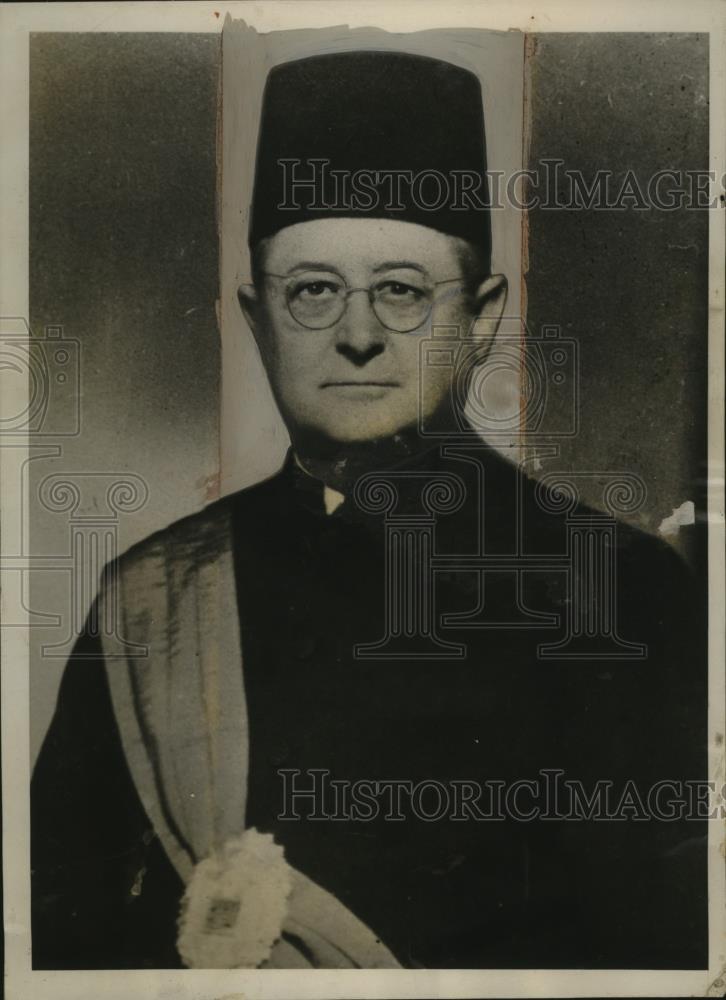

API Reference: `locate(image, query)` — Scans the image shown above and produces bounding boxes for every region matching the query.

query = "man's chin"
[302,422,419,449]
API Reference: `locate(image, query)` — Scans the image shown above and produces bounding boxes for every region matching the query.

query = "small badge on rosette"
[177,828,292,968]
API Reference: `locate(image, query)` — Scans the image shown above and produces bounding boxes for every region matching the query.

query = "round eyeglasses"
[260,270,465,333]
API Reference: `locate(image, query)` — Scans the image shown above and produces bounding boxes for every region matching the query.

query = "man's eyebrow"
[371,261,428,275]
[281,260,430,276]
[285,262,343,275]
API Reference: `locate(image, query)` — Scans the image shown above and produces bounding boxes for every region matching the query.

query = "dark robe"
[31,444,708,969]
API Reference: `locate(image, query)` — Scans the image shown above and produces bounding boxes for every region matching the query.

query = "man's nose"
[334,291,387,365]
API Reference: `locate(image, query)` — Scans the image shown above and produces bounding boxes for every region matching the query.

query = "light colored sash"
[100,501,400,970]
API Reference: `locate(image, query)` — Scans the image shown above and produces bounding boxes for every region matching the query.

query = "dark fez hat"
[248,50,491,264]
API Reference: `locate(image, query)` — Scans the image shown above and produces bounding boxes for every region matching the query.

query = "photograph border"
[1,2,724,998]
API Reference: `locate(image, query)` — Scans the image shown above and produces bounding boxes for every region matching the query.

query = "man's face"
[240,218,505,445]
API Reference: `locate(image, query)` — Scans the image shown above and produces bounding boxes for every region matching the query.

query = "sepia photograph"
[1,2,724,998]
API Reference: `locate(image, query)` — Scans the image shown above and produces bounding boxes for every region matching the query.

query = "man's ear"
[473,273,508,330]
[466,273,508,362]
[237,283,262,341]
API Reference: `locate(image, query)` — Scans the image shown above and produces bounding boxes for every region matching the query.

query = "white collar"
[323,485,346,516]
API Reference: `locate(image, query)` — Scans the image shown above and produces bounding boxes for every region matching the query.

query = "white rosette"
[177,829,292,969]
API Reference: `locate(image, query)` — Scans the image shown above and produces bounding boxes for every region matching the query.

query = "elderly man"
[31,50,706,971]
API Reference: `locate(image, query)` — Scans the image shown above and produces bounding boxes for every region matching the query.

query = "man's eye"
[290,280,339,299]
[377,281,425,300]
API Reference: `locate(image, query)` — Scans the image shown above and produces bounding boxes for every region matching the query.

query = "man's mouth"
[320,380,400,387]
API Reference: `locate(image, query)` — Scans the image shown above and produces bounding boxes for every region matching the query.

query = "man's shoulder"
[450,444,687,567]
[112,466,287,577]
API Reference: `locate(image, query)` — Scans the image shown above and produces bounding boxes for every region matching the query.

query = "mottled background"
[524,33,709,556]
[28,31,709,761]
[29,34,221,760]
